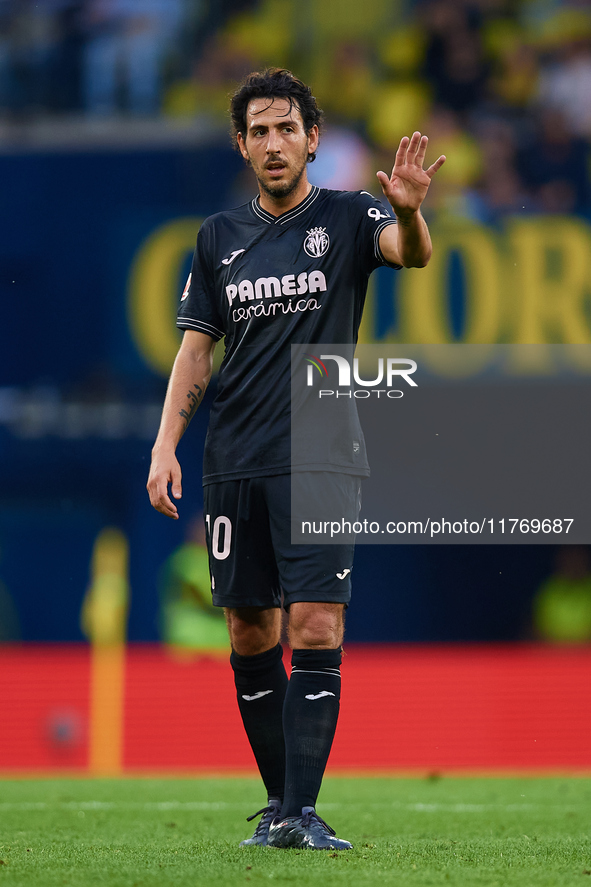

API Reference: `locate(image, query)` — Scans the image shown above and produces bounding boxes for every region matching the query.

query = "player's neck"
[258,179,312,217]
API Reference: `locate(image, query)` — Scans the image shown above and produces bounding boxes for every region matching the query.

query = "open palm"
[377,132,445,220]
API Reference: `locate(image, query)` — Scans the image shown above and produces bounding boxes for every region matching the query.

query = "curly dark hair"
[230,68,323,162]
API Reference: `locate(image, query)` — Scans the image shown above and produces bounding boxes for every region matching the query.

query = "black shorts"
[203,472,360,609]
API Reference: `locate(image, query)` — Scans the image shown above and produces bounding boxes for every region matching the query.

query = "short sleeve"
[349,190,401,272]
[177,222,225,341]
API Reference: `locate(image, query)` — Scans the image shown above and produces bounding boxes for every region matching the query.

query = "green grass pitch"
[0,776,590,886]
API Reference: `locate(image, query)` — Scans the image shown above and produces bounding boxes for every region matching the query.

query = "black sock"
[231,643,288,802]
[281,648,342,817]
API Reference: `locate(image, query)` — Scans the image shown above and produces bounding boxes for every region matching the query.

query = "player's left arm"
[377,132,446,268]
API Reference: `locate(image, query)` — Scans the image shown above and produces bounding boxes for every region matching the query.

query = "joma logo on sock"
[305,691,336,700]
[242,690,273,701]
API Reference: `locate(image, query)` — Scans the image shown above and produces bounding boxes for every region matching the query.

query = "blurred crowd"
[0,0,262,117]
[1,0,591,216]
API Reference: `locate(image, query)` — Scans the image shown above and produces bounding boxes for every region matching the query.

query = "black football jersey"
[177,186,400,484]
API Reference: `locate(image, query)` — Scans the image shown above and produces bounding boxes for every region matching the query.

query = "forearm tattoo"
[179,384,204,430]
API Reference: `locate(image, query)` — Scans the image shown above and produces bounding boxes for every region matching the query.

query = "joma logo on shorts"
[226,271,327,305]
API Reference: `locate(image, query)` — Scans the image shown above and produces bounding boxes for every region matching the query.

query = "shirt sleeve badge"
[181,273,192,301]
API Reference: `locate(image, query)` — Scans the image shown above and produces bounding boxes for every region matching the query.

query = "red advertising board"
[1,644,590,772]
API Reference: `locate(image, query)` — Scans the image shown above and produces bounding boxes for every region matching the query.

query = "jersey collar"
[251,185,320,226]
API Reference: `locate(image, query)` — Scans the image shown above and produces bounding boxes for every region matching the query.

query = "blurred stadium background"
[1,0,591,774]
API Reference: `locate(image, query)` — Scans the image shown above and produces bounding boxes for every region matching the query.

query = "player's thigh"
[203,478,282,609]
[265,472,360,608]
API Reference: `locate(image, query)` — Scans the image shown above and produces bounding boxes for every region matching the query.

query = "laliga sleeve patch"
[181,273,192,301]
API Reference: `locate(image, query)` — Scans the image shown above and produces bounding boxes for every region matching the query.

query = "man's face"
[237,97,318,201]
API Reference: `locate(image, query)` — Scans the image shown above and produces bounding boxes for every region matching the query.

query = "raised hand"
[376,132,445,221]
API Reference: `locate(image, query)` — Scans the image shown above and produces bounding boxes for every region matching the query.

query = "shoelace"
[246,805,280,835]
[300,809,336,836]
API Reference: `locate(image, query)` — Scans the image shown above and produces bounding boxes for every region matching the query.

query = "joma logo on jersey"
[226,271,327,305]
[304,227,330,258]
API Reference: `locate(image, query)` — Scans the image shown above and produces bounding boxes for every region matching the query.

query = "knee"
[225,607,281,657]
[288,603,344,649]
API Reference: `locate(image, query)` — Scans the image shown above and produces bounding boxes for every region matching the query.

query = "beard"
[258,165,306,199]
[253,150,309,201]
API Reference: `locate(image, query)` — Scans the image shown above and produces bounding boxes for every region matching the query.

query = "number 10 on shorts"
[205,514,232,560]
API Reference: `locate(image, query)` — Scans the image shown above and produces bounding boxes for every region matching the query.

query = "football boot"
[267,806,353,850]
[239,801,282,847]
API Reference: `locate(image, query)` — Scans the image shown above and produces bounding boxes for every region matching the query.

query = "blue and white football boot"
[267,807,353,850]
[239,801,282,847]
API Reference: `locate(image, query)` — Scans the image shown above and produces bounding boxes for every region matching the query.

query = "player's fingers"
[406,131,422,164]
[147,473,179,519]
[171,463,183,500]
[425,154,446,178]
[394,136,410,170]
[414,135,429,167]
[376,170,390,192]
[152,484,179,519]
[157,495,179,519]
